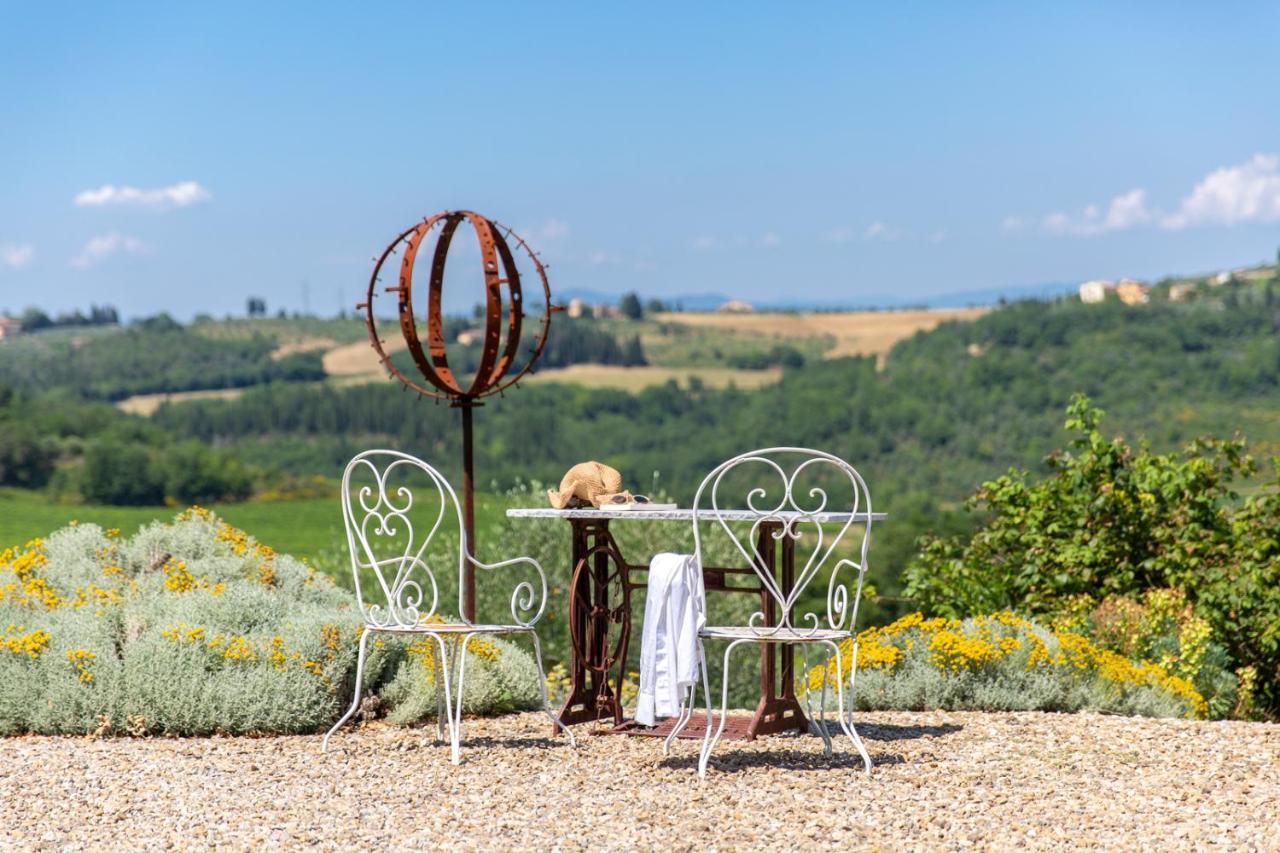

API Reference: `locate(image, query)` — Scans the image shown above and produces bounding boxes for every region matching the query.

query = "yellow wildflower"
[66,649,97,683]
[220,636,256,662]
[2,625,51,659]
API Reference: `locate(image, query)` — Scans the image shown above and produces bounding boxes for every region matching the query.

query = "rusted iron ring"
[360,210,552,403]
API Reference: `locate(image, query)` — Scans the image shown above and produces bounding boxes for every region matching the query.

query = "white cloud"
[759,231,781,248]
[70,233,147,269]
[864,221,899,241]
[74,180,210,210]
[1161,154,1280,229]
[1,243,34,269]
[1042,189,1152,236]
[1105,189,1152,230]
[928,229,948,243]
[1034,154,1280,237]
[690,235,717,251]
[1001,216,1027,233]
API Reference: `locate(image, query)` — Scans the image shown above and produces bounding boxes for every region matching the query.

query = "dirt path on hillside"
[655,307,988,358]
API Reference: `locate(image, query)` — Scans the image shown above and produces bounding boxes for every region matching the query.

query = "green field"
[0,488,512,572]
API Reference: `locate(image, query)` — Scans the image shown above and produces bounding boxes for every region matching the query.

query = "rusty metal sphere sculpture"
[358,210,555,620]
[360,210,553,402]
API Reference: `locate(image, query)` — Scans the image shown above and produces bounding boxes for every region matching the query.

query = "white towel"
[635,552,705,726]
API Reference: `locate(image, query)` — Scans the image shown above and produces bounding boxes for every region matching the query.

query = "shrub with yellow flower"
[804,611,1208,719]
[0,511,544,737]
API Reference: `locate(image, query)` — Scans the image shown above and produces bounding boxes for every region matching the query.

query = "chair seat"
[366,622,528,635]
[700,625,851,643]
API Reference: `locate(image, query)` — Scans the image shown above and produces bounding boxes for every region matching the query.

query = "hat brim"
[547,488,576,509]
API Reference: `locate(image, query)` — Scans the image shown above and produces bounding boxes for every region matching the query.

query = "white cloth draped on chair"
[635,552,704,726]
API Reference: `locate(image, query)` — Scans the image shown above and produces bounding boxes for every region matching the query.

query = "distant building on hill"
[455,328,483,346]
[0,316,21,341]
[1078,280,1114,304]
[1213,271,1232,286]
[1116,279,1150,305]
[564,297,618,319]
[717,299,755,313]
[1169,282,1197,302]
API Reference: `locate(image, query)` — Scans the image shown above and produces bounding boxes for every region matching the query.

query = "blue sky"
[2,2,1279,318]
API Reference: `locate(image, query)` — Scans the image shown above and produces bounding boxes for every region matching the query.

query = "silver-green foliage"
[849,650,1193,719]
[802,614,1199,719]
[0,512,540,736]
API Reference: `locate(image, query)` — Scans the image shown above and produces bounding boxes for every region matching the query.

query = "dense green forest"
[0,315,325,401]
[0,312,647,403]
[153,290,1280,492]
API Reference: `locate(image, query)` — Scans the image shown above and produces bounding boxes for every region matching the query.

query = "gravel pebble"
[1,710,1277,850]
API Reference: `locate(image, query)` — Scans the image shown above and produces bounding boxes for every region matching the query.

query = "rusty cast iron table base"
[556,517,808,742]
[606,713,760,740]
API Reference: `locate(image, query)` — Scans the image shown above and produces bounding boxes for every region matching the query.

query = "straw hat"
[547,461,630,509]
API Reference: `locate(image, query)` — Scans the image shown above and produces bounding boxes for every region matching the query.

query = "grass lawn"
[0,488,513,570]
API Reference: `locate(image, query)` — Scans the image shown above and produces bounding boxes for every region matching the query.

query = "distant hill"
[558,282,1078,311]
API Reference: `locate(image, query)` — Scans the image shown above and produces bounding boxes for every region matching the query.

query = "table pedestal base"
[608,712,757,741]
[556,517,810,742]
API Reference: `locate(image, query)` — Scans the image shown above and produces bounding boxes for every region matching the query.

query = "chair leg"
[698,638,748,778]
[826,639,872,776]
[661,687,694,756]
[432,642,447,742]
[696,641,713,764]
[448,634,473,765]
[820,649,833,756]
[323,627,370,753]
[527,629,577,747]
[802,645,833,758]
[666,640,712,756]
[424,633,458,764]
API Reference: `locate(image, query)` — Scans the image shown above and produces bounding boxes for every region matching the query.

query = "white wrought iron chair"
[662,447,875,777]
[322,449,575,761]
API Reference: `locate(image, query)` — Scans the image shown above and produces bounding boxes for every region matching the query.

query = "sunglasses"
[604,494,651,504]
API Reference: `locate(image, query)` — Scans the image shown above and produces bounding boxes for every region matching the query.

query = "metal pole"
[460,402,477,622]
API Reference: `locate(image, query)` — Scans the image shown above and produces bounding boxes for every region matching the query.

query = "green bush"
[905,395,1280,716]
[1049,588,1247,719]
[161,442,254,504]
[726,344,807,370]
[82,442,165,505]
[75,440,258,506]
[0,511,541,736]
[0,421,57,488]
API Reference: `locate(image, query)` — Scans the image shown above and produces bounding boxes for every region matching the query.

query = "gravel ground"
[2,710,1277,850]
